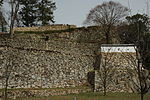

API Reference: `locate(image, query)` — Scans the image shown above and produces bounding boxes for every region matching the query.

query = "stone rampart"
[0,26,103,90]
[0,25,138,98]
[95,52,137,93]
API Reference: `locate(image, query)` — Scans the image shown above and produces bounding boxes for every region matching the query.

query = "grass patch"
[0,86,90,91]
[14,26,100,34]
[14,28,76,34]
[8,92,150,100]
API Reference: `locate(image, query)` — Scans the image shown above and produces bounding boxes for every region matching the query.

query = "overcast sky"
[54,0,149,26]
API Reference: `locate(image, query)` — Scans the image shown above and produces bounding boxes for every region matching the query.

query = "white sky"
[54,0,149,26]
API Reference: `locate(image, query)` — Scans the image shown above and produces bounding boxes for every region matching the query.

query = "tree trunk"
[103,60,107,96]
[105,25,111,44]
[9,0,20,36]
[103,72,107,96]
[1,19,4,32]
[140,93,144,100]
[4,64,9,100]
[104,84,106,96]
[4,77,9,100]
[106,32,109,44]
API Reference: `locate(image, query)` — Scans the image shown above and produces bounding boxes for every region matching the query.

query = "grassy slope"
[10,92,150,100]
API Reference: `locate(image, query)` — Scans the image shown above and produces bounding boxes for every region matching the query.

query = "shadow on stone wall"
[87,71,95,91]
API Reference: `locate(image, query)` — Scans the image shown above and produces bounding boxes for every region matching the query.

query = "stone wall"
[0,26,104,90]
[0,25,138,97]
[95,52,137,93]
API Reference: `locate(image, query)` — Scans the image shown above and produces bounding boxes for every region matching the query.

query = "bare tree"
[120,14,150,100]
[0,1,7,32]
[0,43,16,100]
[121,46,150,100]
[135,31,150,100]
[0,0,3,6]
[135,49,150,100]
[3,48,13,100]
[84,1,129,43]
[97,47,116,96]
[0,9,7,32]
[1,2,20,98]
[8,0,20,36]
